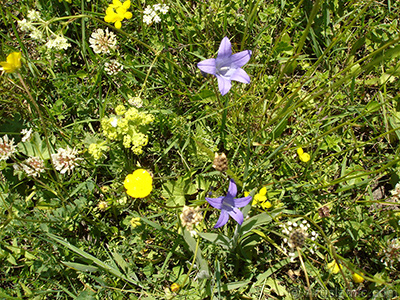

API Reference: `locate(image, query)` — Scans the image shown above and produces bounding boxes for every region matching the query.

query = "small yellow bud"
[170,282,180,292]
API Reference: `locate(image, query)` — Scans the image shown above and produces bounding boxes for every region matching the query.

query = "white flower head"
[18,19,34,32]
[128,96,143,108]
[27,10,41,21]
[45,35,70,50]
[29,28,44,41]
[21,156,46,177]
[159,4,169,14]
[89,28,117,54]
[280,219,319,262]
[104,59,123,75]
[51,147,81,174]
[0,135,17,161]
[21,128,33,142]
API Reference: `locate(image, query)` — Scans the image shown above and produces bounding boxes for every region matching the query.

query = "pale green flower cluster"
[88,141,109,160]
[100,105,154,155]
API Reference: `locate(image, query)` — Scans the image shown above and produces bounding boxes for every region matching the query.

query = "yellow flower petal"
[0,52,21,73]
[122,0,131,9]
[299,152,310,162]
[124,169,152,198]
[352,272,364,283]
[260,201,272,209]
[297,147,304,155]
[259,186,267,196]
[327,260,341,274]
[114,20,122,29]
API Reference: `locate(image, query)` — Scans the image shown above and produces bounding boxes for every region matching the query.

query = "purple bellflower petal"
[197,37,251,96]
[232,195,252,208]
[205,179,252,228]
[214,210,229,228]
[216,75,232,96]
[217,37,232,59]
[230,68,251,84]
[230,50,252,68]
[228,207,244,225]
[227,179,237,198]
[197,58,217,75]
[205,196,224,210]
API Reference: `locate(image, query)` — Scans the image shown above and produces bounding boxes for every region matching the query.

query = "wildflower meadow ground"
[1,0,400,299]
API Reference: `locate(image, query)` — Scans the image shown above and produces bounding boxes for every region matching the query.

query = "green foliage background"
[1,0,400,298]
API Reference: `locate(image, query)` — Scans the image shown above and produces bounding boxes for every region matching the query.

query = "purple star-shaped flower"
[206,179,252,228]
[197,37,252,96]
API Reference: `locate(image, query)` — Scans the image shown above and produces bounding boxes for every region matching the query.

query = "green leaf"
[47,233,144,288]
[62,261,99,273]
[183,229,210,279]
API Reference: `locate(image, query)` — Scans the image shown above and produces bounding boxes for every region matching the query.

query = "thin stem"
[297,247,312,300]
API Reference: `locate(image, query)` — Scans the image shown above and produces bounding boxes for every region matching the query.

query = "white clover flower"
[0,135,17,161]
[104,60,123,75]
[279,219,319,262]
[381,238,400,267]
[21,156,45,177]
[45,35,70,50]
[18,19,34,32]
[27,10,41,21]
[21,128,33,143]
[89,28,117,54]
[180,206,202,231]
[51,147,81,174]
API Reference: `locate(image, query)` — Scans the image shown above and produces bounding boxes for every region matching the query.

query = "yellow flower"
[253,187,267,204]
[250,187,272,210]
[104,0,133,29]
[170,283,180,292]
[124,169,152,198]
[352,272,364,283]
[98,201,108,211]
[260,200,272,209]
[0,52,22,73]
[327,260,341,274]
[130,217,141,228]
[297,147,310,163]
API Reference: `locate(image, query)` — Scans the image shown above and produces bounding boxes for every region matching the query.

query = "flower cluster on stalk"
[51,147,81,174]
[0,135,17,161]
[17,10,71,51]
[99,104,154,155]
[143,3,169,25]
[89,28,117,54]
[280,219,318,262]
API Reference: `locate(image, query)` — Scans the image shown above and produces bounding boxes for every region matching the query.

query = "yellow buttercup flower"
[0,52,22,73]
[124,169,152,198]
[104,0,133,29]
[352,272,364,283]
[297,147,310,163]
[327,260,341,274]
